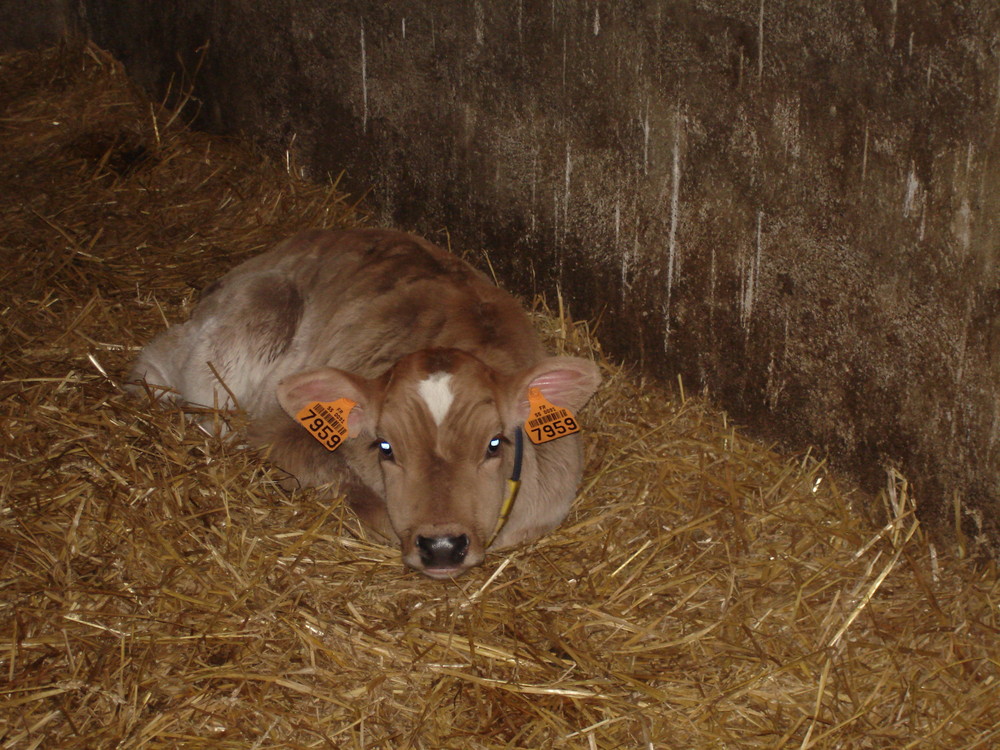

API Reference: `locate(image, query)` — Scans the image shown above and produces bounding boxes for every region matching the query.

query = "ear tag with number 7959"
[524,387,580,444]
[295,398,357,452]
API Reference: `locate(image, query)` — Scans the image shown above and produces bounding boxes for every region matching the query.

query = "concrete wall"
[0,0,68,49]
[7,1,999,549]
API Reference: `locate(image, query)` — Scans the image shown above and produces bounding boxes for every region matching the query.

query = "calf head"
[276,348,599,578]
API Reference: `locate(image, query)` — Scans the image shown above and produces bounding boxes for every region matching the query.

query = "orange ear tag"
[525,387,581,445]
[295,398,357,452]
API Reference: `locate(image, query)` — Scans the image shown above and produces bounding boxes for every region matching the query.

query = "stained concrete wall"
[7,1,1000,549]
[0,0,68,50]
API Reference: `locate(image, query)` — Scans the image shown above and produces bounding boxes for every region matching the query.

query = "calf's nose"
[416,534,470,569]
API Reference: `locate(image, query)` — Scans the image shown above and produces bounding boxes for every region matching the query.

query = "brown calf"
[129,229,600,578]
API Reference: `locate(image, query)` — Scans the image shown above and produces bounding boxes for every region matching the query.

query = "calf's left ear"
[276,367,376,437]
[508,356,601,423]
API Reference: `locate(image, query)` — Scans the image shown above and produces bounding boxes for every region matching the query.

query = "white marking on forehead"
[417,371,455,426]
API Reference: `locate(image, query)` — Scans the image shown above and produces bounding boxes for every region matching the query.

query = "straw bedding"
[2,42,998,748]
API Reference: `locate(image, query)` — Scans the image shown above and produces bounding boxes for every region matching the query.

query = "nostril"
[416,534,470,568]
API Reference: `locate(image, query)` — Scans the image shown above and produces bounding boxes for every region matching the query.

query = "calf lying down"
[129,229,601,578]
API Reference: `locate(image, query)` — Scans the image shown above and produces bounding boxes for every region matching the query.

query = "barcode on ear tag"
[525,387,580,444]
[295,398,356,451]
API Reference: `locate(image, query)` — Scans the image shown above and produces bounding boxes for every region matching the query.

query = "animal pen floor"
[2,43,999,750]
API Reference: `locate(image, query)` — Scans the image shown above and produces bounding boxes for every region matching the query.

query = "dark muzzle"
[416,534,470,569]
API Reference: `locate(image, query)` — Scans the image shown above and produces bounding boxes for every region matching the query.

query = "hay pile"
[2,42,999,748]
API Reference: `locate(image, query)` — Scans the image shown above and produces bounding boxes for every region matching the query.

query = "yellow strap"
[487,478,521,547]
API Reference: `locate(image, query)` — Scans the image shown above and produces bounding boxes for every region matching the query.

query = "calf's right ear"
[276,368,376,438]
[508,356,602,424]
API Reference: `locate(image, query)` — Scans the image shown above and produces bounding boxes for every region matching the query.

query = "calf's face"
[276,349,599,578]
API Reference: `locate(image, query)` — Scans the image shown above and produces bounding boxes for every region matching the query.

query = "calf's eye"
[485,435,503,458]
[377,439,394,460]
